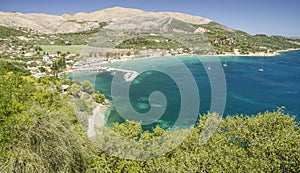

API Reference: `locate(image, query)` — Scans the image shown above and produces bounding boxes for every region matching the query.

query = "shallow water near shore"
[72,50,300,130]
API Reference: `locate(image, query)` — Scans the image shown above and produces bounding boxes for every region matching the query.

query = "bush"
[92,90,105,103]
[75,99,88,112]
[0,73,94,173]
[82,80,93,94]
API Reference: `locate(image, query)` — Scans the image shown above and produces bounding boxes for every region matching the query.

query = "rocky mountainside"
[0,7,212,34]
[1,7,299,56]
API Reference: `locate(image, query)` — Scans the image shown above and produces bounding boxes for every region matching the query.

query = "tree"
[126,51,131,56]
[82,80,93,94]
[92,90,105,103]
[88,109,300,172]
[134,50,140,55]
[0,72,94,173]
[71,83,82,98]
[51,61,59,77]
[0,73,34,118]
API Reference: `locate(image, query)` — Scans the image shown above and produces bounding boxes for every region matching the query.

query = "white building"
[48,52,58,57]
[43,55,51,62]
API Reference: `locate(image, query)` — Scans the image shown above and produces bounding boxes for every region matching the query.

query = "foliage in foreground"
[90,109,299,173]
[0,71,299,172]
[0,72,95,172]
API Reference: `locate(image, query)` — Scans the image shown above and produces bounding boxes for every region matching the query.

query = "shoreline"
[73,47,300,131]
[66,48,300,75]
[194,48,300,57]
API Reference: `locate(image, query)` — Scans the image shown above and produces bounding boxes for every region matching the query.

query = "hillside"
[0,7,211,34]
[1,7,300,173]
[1,7,300,76]
[1,7,300,58]
[1,69,299,172]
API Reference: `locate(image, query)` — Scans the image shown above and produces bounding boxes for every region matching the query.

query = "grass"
[40,45,86,54]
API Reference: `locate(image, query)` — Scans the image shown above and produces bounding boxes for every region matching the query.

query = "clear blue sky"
[1,0,299,37]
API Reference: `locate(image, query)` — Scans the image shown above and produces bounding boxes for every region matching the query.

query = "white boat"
[208,62,211,70]
[258,68,264,72]
[258,61,264,72]
[223,60,228,67]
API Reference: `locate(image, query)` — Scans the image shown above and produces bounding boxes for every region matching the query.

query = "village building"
[48,52,59,57]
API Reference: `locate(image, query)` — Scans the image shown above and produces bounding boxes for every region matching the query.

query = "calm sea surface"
[73,50,300,129]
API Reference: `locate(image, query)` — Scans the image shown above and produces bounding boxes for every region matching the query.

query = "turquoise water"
[73,50,300,129]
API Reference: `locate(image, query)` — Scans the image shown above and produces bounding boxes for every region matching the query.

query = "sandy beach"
[66,47,300,81]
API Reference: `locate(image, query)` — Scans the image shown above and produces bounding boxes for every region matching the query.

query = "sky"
[0,0,299,37]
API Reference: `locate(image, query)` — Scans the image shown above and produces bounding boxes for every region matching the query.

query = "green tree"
[126,51,131,56]
[0,73,94,173]
[92,90,105,103]
[71,83,83,98]
[82,80,93,94]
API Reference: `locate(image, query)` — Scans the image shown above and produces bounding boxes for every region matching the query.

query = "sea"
[72,50,300,130]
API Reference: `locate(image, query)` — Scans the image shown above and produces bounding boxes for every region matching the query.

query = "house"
[48,52,58,57]
[61,85,70,94]
[26,61,34,65]
[65,54,75,59]
[31,72,46,78]
[24,52,34,57]
[35,60,42,65]
[43,55,51,62]
[66,60,74,64]
[47,61,53,65]
[17,36,28,41]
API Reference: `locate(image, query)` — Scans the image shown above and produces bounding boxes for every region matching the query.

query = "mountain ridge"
[0,7,212,34]
[1,7,300,56]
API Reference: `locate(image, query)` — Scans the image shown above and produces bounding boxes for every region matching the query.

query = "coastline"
[66,47,300,75]
[73,47,300,132]
[196,48,300,57]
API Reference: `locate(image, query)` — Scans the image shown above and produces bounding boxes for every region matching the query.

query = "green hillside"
[0,26,26,38]
[115,35,189,50]
[201,22,300,54]
[0,64,299,172]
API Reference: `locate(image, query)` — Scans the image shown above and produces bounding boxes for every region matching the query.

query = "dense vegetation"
[0,26,26,37]
[201,22,300,54]
[1,23,300,172]
[108,22,300,55]
[0,63,299,172]
[90,110,300,172]
[36,28,104,46]
[0,61,31,76]
[0,25,105,46]
[0,64,106,172]
[115,36,189,50]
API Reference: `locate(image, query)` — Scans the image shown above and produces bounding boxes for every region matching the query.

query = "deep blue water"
[72,50,300,129]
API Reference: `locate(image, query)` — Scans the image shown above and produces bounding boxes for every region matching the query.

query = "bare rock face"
[64,7,146,22]
[0,11,101,33]
[0,7,212,34]
[104,13,169,32]
[157,12,211,25]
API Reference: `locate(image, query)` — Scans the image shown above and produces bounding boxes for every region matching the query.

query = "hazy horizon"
[0,0,300,37]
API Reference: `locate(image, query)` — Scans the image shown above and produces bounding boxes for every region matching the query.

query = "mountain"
[0,7,211,34]
[1,7,299,56]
